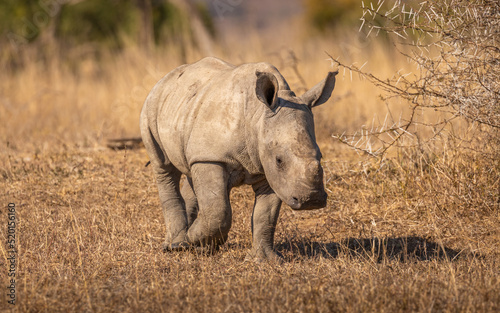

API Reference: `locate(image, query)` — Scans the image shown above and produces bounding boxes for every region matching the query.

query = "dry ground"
[0,33,499,312]
[1,144,498,312]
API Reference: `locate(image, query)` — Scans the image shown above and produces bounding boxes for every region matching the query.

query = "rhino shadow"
[275,236,464,262]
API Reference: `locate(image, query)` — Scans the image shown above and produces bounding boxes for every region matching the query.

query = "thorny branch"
[329,0,500,159]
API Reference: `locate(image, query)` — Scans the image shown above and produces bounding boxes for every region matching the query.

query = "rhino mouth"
[286,189,327,210]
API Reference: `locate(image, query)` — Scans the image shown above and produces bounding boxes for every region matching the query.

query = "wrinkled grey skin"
[140,57,337,262]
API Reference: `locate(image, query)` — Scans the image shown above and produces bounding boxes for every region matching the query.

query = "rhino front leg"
[155,165,189,251]
[186,163,232,248]
[180,176,198,228]
[246,180,282,262]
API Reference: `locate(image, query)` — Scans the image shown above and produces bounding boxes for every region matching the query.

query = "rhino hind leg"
[186,162,232,248]
[154,164,189,250]
[180,176,199,228]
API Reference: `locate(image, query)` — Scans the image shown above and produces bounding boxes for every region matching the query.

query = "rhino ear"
[255,71,279,110]
[301,71,338,108]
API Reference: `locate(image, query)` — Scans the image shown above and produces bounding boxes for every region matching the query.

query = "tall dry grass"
[0,24,407,152]
[0,23,498,312]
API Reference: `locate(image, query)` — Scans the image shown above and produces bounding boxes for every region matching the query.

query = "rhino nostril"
[288,197,301,210]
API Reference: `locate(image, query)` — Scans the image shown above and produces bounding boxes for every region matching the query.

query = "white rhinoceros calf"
[141,57,337,261]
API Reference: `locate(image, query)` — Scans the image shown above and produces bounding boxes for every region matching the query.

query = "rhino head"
[255,70,337,210]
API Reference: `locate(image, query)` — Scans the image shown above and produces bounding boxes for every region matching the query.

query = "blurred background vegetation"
[0,0,360,47]
[304,0,360,31]
[1,0,379,67]
[0,0,497,161]
[1,0,396,144]
[0,0,218,65]
[0,0,497,179]
[0,0,496,151]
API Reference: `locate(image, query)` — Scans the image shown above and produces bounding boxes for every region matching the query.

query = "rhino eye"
[276,156,284,169]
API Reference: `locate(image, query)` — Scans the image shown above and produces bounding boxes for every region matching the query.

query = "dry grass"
[1,30,499,312]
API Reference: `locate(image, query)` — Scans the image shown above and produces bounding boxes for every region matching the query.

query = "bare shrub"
[331,0,499,157]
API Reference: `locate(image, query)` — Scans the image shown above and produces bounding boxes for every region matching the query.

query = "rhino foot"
[162,241,191,252]
[162,241,222,255]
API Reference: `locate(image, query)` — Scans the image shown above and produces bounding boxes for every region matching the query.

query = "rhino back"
[148,57,262,177]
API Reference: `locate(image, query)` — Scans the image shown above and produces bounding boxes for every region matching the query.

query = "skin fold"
[141,57,337,262]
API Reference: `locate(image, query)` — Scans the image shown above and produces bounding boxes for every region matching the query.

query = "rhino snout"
[287,189,327,210]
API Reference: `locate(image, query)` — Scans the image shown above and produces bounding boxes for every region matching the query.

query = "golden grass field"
[0,28,499,312]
